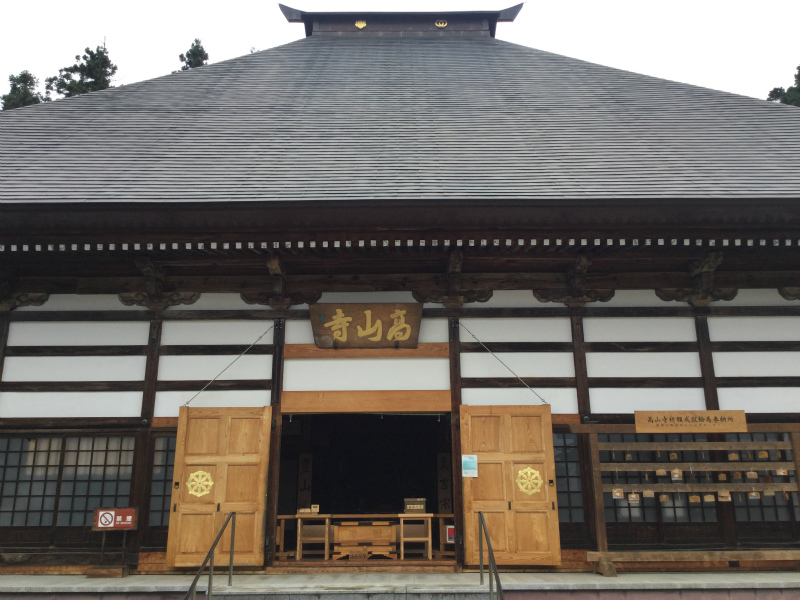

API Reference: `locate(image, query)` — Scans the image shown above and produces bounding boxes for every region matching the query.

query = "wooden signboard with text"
[635,410,747,433]
[309,303,423,349]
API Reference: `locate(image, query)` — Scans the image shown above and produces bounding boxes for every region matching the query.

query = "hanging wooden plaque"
[309,303,423,349]
[635,410,746,433]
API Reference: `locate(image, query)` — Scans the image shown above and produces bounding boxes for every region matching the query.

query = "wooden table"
[398,513,433,560]
[332,520,397,560]
[295,513,331,560]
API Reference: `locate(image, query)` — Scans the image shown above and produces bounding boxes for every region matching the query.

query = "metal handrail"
[477,511,504,600]
[185,512,236,600]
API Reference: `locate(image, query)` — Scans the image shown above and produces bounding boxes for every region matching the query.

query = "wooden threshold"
[282,390,451,413]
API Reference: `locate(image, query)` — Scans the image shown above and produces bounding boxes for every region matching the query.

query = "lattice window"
[56,436,134,526]
[0,434,135,528]
[149,435,177,527]
[600,433,717,524]
[0,437,61,527]
[725,432,799,523]
[554,432,584,522]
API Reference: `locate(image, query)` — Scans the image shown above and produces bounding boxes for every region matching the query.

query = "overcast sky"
[1,1,798,101]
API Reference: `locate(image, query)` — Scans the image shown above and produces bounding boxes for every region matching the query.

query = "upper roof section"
[279,4,523,38]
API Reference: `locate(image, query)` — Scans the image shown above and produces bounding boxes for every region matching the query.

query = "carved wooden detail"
[778,287,800,301]
[119,290,201,311]
[655,252,737,307]
[532,254,614,307]
[412,249,494,308]
[0,292,50,312]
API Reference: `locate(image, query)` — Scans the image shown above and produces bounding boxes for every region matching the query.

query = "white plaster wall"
[174,293,253,310]
[154,390,269,417]
[583,318,697,342]
[2,357,147,382]
[482,290,559,308]
[713,353,800,377]
[160,321,274,345]
[459,318,572,343]
[708,317,800,341]
[158,355,271,381]
[599,290,665,308]
[461,388,578,413]
[13,294,146,311]
[720,289,798,307]
[461,353,574,378]
[285,320,315,344]
[589,388,706,413]
[586,353,701,378]
[0,392,143,417]
[718,388,800,413]
[7,321,150,346]
[283,358,450,391]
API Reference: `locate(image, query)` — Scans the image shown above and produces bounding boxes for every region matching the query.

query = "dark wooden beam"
[141,319,163,424]
[265,319,285,567]
[571,316,591,417]
[695,316,720,411]
[449,317,466,565]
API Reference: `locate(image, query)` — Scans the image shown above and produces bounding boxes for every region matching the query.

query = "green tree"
[1,71,49,110]
[178,39,209,71]
[45,45,117,99]
[767,64,800,107]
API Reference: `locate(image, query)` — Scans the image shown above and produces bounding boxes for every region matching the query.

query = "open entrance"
[276,413,454,562]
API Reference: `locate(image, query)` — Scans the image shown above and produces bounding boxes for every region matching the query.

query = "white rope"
[183,322,276,406]
[458,321,549,405]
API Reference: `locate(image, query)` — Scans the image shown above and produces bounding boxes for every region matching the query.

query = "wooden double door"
[166,406,272,567]
[461,405,562,566]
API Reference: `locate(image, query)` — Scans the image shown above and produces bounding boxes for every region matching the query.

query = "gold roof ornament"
[355,20,366,29]
[435,19,447,28]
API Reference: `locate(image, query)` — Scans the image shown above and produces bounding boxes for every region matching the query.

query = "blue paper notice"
[462,454,478,478]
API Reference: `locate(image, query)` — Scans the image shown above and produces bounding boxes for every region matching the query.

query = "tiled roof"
[2,34,800,204]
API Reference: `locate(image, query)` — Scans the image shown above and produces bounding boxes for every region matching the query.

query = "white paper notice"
[462,454,478,477]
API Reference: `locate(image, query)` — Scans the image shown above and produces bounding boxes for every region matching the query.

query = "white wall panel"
[160,321,274,345]
[461,388,578,413]
[719,289,797,307]
[283,358,450,391]
[174,293,251,310]
[154,391,269,417]
[2,357,147,382]
[14,294,146,311]
[285,320,315,344]
[461,353,574,378]
[459,318,572,343]
[718,388,800,413]
[584,318,696,342]
[7,321,149,346]
[419,319,449,343]
[158,355,270,381]
[708,317,800,342]
[589,388,706,413]
[586,353,701,378]
[484,290,557,308]
[713,353,800,377]
[601,290,665,308]
[0,392,142,418]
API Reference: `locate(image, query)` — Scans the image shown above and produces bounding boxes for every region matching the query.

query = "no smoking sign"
[92,508,138,531]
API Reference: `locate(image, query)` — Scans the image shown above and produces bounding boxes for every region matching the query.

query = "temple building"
[1,4,799,576]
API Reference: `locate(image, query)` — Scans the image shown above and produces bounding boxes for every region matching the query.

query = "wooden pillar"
[265,319,285,566]
[695,316,719,410]
[130,318,163,557]
[588,433,608,553]
[448,317,466,564]
[571,315,591,417]
[0,313,8,382]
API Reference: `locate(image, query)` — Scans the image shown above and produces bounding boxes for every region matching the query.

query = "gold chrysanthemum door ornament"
[186,470,214,497]
[516,467,543,495]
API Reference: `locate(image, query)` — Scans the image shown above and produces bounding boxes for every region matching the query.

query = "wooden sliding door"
[461,404,561,565]
[166,406,272,567]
